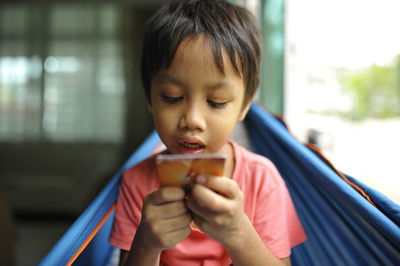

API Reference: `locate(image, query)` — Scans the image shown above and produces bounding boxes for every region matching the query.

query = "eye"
[207,100,228,109]
[161,94,183,103]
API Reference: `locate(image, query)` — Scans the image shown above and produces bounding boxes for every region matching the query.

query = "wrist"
[125,238,161,266]
[124,226,162,266]
[223,217,284,266]
[222,214,254,251]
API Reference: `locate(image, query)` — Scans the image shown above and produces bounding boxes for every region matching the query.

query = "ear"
[238,100,252,121]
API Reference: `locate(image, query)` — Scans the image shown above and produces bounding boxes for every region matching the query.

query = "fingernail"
[196,175,206,184]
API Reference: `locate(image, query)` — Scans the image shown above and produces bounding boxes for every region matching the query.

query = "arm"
[121,186,192,266]
[119,250,128,266]
[282,257,291,266]
[119,243,161,266]
[224,216,290,266]
[186,176,287,266]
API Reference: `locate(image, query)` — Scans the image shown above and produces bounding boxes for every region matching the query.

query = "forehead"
[174,36,214,66]
[167,35,242,81]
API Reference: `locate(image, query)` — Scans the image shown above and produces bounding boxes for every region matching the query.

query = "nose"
[179,102,206,131]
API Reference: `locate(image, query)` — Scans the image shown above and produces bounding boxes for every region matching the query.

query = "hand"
[186,176,250,248]
[135,186,192,251]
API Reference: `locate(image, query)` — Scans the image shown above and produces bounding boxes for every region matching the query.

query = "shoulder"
[232,141,285,191]
[124,154,157,177]
[121,153,160,190]
[237,143,275,168]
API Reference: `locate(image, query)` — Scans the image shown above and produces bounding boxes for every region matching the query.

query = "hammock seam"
[66,204,116,266]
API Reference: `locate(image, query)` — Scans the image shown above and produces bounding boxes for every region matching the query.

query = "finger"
[191,213,207,230]
[158,226,192,249]
[149,186,186,205]
[154,201,189,219]
[186,192,210,216]
[187,185,227,214]
[162,213,192,233]
[196,176,239,199]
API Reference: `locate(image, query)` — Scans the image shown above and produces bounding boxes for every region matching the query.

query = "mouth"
[177,137,205,154]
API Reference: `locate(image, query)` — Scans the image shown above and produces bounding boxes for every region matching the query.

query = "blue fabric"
[40,103,400,266]
[346,175,400,227]
[245,103,400,265]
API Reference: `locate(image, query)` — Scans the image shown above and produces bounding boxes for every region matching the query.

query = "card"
[156,154,226,187]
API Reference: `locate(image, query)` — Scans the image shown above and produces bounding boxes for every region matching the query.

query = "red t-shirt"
[109,141,306,265]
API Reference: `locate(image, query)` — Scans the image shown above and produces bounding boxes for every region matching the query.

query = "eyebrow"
[206,82,237,91]
[154,74,187,88]
[155,73,238,91]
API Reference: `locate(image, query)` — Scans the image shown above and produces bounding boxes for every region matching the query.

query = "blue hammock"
[40,103,400,266]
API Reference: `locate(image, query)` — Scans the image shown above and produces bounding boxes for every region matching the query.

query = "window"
[285,0,400,203]
[0,4,125,142]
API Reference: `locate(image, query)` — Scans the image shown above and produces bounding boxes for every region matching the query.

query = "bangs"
[141,0,261,102]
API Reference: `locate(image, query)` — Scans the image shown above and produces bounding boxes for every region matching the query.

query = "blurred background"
[0,0,399,265]
[284,0,400,206]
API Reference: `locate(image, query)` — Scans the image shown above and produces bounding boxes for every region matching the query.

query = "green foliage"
[339,55,400,120]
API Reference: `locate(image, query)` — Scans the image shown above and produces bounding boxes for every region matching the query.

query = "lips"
[177,136,205,154]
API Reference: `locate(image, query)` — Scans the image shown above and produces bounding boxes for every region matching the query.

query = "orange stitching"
[66,204,117,266]
[305,143,377,207]
[255,102,377,208]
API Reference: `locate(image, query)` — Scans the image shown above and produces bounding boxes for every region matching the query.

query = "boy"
[109,0,306,265]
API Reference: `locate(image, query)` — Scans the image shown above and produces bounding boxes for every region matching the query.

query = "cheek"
[153,109,177,134]
[209,115,237,139]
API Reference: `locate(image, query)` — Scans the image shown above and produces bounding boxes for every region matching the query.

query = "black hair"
[141,0,262,104]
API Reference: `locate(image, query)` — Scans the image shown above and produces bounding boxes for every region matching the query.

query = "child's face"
[149,35,250,156]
